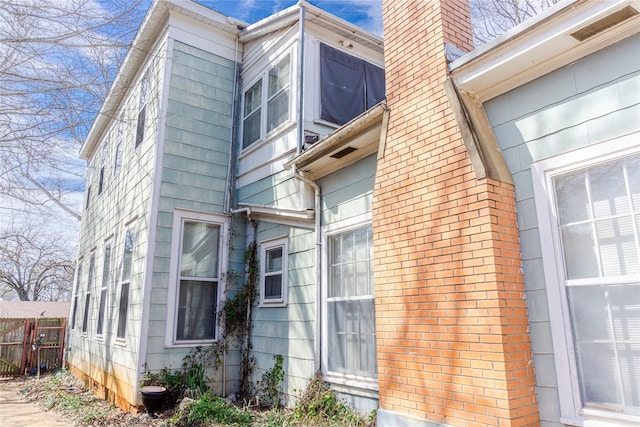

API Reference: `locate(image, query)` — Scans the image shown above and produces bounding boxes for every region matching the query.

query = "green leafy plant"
[187,392,253,425]
[181,346,210,395]
[293,372,372,426]
[257,354,285,408]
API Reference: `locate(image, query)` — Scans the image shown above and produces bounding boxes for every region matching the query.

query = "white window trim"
[95,238,112,340]
[165,210,229,347]
[311,39,385,126]
[71,257,84,332]
[113,117,124,177]
[259,236,288,307]
[135,68,151,149]
[116,222,137,345]
[240,49,294,152]
[321,212,378,392]
[532,131,640,426]
[82,250,96,337]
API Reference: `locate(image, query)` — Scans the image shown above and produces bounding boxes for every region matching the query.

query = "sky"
[197,0,383,35]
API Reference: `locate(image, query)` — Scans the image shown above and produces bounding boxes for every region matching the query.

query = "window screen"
[553,153,640,414]
[320,43,385,125]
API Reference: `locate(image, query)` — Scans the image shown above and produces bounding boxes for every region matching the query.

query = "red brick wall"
[372,1,540,426]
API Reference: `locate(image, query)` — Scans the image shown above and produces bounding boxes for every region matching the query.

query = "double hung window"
[242,54,291,149]
[117,225,136,340]
[71,260,83,330]
[113,118,123,176]
[85,159,94,210]
[169,213,224,344]
[260,238,288,306]
[82,253,95,334]
[135,70,150,148]
[98,140,108,195]
[534,137,640,423]
[323,219,377,386]
[96,241,111,337]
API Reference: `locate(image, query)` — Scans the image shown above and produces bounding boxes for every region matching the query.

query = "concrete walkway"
[0,381,72,427]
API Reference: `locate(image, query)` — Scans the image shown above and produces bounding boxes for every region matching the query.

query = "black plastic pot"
[139,385,166,418]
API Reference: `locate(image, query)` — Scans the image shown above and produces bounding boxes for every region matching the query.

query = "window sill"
[258,301,287,308]
[114,338,127,347]
[580,407,640,426]
[240,121,296,158]
[165,339,219,348]
[312,119,340,130]
[323,371,378,393]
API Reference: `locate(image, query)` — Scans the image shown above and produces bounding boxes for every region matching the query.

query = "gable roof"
[0,301,71,319]
[80,0,245,159]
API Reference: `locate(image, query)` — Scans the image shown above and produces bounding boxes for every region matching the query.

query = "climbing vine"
[236,241,258,400]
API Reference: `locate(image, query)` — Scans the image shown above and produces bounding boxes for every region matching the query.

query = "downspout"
[222,31,241,397]
[224,30,241,214]
[296,1,305,154]
[292,165,322,372]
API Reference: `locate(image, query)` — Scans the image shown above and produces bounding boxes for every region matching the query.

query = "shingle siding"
[484,32,640,426]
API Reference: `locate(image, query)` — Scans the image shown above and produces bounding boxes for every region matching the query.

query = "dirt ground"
[0,373,172,426]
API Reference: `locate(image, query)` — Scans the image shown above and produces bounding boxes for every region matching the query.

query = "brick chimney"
[372,1,540,426]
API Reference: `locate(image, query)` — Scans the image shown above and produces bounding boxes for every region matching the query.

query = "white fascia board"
[285,102,386,172]
[450,0,640,102]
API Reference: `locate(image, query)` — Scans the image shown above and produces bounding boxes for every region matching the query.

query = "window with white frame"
[534,136,640,423]
[320,43,385,126]
[117,225,136,340]
[260,238,288,306]
[169,213,224,343]
[323,219,377,385]
[82,253,95,334]
[135,70,150,148]
[71,259,83,330]
[85,159,94,210]
[113,118,123,176]
[98,139,108,195]
[242,54,291,149]
[96,240,111,337]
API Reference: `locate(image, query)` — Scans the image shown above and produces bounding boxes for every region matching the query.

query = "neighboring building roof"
[0,301,70,319]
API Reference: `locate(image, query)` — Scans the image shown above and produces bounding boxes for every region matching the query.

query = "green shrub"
[257,354,285,408]
[187,393,253,425]
[293,372,372,426]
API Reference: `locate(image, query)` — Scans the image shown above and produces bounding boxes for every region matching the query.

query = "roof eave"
[285,102,387,173]
[450,0,640,102]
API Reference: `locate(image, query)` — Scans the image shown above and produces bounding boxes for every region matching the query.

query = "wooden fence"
[0,317,66,377]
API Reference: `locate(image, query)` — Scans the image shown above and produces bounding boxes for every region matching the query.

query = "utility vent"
[330,146,358,159]
[570,6,639,42]
[304,131,319,146]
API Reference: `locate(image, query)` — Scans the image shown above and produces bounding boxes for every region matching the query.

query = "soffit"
[450,0,640,102]
[286,103,386,180]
